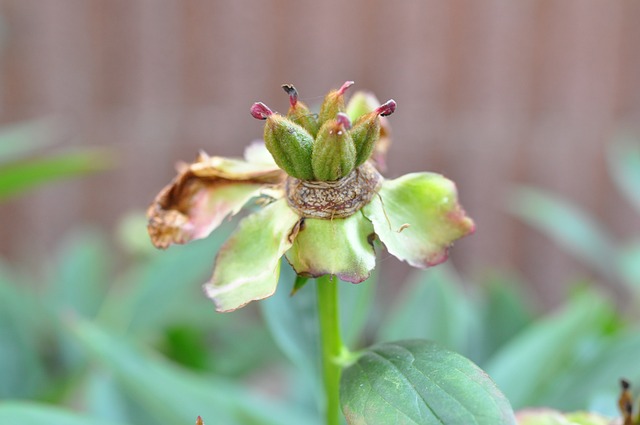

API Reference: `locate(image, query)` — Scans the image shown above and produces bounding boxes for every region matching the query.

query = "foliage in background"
[0,118,112,201]
[508,135,640,293]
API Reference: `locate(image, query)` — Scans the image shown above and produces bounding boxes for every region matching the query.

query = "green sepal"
[204,199,301,312]
[264,115,315,180]
[363,173,475,268]
[312,119,356,181]
[285,213,376,283]
[290,275,309,296]
[350,112,381,167]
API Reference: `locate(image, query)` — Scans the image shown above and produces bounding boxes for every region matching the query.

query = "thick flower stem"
[316,275,344,425]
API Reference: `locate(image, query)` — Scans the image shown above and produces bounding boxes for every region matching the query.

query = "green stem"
[316,275,344,425]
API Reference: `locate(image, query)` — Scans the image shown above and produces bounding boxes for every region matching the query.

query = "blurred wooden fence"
[1,0,639,306]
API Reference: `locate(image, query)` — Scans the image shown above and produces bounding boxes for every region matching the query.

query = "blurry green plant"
[0,118,112,201]
[508,135,640,292]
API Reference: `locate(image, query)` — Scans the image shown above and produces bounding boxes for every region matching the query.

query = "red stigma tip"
[250,102,273,120]
[282,84,298,107]
[376,99,396,116]
[338,81,355,95]
[336,112,352,130]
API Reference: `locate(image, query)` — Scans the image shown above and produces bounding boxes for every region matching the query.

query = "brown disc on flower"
[285,162,382,219]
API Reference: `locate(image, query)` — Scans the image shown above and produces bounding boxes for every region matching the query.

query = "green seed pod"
[350,99,396,167]
[251,102,315,180]
[317,81,354,128]
[312,113,356,181]
[282,84,319,138]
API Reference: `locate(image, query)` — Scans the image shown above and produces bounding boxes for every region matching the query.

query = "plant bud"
[346,91,381,122]
[317,81,354,128]
[350,99,396,167]
[282,84,320,138]
[251,102,315,180]
[312,113,356,181]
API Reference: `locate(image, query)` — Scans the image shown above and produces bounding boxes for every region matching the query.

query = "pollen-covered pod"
[350,99,396,167]
[312,113,356,181]
[250,102,315,180]
[282,84,320,138]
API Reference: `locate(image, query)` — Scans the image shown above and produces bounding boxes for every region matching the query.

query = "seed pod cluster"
[250,82,396,181]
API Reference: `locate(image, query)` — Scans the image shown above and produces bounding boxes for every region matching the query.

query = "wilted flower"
[147,82,474,312]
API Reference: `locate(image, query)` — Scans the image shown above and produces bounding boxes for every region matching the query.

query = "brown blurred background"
[0,0,638,307]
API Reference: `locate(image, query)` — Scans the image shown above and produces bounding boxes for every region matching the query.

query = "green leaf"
[69,319,318,425]
[0,148,113,201]
[608,135,640,214]
[376,266,477,358]
[0,401,129,425]
[340,340,516,425]
[507,186,618,280]
[484,292,616,409]
[0,264,49,398]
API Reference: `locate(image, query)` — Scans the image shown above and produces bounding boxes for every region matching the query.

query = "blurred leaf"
[541,330,640,415]
[608,135,640,214]
[0,148,113,201]
[508,186,618,279]
[69,319,317,425]
[260,262,321,393]
[48,228,112,318]
[618,241,640,287]
[0,263,49,398]
[340,340,516,425]
[474,274,535,363]
[84,370,132,423]
[339,271,377,347]
[104,227,231,334]
[0,118,59,163]
[0,402,129,425]
[376,265,477,357]
[484,292,617,409]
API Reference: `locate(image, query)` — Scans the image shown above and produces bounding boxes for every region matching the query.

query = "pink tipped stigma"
[376,99,397,117]
[338,80,355,95]
[250,102,273,120]
[336,112,352,130]
[282,84,298,107]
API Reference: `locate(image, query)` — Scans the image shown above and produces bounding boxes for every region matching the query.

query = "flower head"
[147,82,475,312]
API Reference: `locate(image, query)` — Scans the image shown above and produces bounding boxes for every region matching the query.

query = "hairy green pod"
[264,114,315,180]
[317,81,353,128]
[350,112,381,167]
[312,114,356,181]
[282,84,320,138]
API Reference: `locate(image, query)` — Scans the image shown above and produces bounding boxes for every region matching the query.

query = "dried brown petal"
[147,153,286,249]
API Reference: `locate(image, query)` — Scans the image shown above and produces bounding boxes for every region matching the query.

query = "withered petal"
[147,153,286,249]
